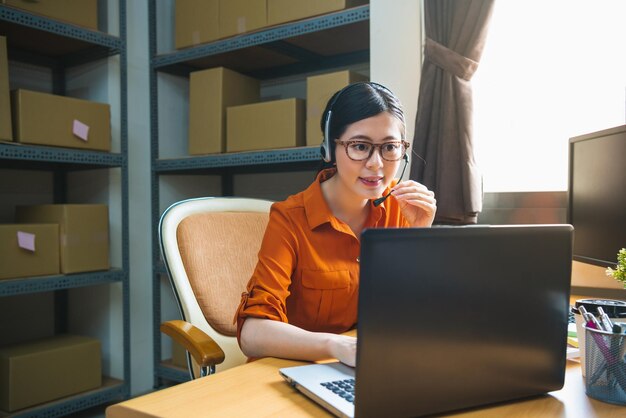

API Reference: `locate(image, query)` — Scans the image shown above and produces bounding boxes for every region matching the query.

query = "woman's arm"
[240,317,357,367]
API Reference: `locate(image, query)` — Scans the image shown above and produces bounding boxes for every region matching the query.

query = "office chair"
[158,197,273,378]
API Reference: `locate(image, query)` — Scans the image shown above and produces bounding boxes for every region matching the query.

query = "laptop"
[280,225,573,418]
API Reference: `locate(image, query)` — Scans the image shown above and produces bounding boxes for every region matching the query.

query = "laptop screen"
[355,225,573,417]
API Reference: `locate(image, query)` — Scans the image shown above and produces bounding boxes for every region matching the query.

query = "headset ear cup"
[321,110,332,163]
[320,141,330,162]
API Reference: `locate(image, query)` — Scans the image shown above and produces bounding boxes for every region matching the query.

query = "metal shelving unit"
[154,146,320,173]
[149,2,369,386]
[0,269,125,297]
[0,2,129,416]
[0,143,124,169]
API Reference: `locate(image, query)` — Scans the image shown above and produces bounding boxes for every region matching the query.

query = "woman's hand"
[327,334,357,367]
[391,180,437,227]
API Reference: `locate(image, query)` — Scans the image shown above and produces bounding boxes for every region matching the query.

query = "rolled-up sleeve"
[236,203,297,340]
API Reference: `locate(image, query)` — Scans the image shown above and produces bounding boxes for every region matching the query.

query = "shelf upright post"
[148,0,163,389]
[119,0,131,398]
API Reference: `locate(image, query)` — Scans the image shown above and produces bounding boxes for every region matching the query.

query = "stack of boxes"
[267,0,368,26]
[0,204,110,279]
[0,2,107,412]
[0,204,109,276]
[188,67,368,155]
[2,0,99,30]
[15,204,110,274]
[176,0,367,49]
[175,0,267,49]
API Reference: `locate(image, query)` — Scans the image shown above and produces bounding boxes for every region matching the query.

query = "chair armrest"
[160,320,226,368]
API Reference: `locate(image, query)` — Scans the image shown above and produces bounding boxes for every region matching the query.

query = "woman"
[236,82,436,367]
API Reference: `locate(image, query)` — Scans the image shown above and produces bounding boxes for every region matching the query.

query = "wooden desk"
[106,358,624,418]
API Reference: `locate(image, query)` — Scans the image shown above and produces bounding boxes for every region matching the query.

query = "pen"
[597,307,614,332]
[578,306,603,331]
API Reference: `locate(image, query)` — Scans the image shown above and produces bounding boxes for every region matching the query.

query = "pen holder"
[584,325,626,405]
[573,299,626,377]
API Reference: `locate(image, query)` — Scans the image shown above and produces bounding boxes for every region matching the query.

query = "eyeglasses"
[334,139,410,162]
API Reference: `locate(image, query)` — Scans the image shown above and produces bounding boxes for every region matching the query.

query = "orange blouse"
[236,169,409,340]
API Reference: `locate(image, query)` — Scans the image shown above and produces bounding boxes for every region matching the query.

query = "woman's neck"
[321,175,369,231]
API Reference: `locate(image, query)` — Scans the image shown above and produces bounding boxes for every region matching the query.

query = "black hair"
[318,82,406,172]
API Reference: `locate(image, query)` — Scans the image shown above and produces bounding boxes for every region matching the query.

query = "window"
[473,0,626,192]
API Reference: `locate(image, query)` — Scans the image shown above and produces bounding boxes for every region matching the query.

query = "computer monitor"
[568,125,626,268]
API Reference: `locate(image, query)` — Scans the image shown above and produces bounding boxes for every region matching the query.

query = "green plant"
[606,248,626,288]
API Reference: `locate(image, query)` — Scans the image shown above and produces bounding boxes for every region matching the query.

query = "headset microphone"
[373,153,410,207]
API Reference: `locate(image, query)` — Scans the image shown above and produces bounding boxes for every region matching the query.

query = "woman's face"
[333,112,405,201]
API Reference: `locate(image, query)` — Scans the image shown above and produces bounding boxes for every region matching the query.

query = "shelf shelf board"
[154,146,321,174]
[0,5,122,67]
[153,5,369,78]
[156,362,191,384]
[0,268,125,297]
[0,377,126,418]
[0,142,124,170]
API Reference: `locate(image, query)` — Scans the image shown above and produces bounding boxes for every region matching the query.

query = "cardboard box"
[189,67,260,155]
[175,0,219,49]
[306,70,368,146]
[0,334,101,412]
[15,205,109,274]
[11,89,111,151]
[0,224,59,280]
[4,0,98,31]
[0,36,11,142]
[268,0,368,26]
[219,0,267,39]
[227,98,305,152]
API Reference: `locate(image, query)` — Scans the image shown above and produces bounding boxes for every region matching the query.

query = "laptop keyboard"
[568,306,576,324]
[320,378,355,404]
[316,311,577,406]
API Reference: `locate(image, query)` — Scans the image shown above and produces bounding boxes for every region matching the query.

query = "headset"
[320,82,410,207]
[321,81,398,163]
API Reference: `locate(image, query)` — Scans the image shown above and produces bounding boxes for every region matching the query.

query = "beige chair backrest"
[159,197,272,373]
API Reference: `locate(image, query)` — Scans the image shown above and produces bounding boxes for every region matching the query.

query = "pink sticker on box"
[73,119,90,141]
[17,231,36,252]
